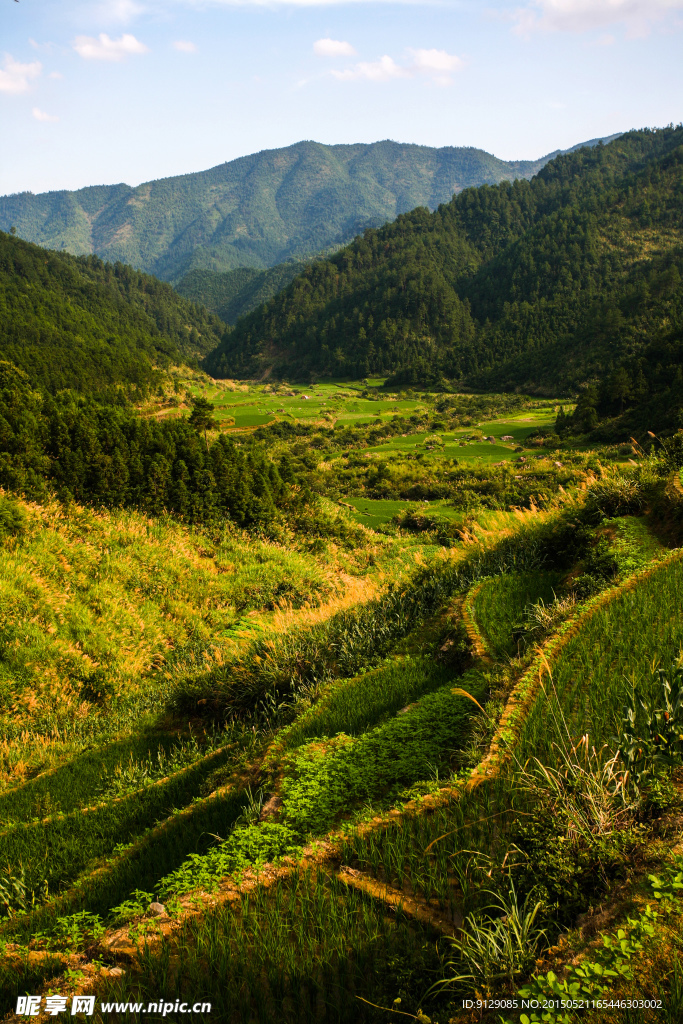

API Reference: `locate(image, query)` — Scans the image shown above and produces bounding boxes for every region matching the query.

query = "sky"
[1,0,682,196]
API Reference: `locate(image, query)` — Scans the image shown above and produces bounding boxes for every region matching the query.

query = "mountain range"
[0,136,620,287]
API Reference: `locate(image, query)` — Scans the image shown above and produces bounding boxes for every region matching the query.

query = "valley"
[0,126,682,1024]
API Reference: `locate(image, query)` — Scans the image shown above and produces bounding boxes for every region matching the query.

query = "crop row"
[173,505,571,721]
[0,743,242,893]
[343,551,683,912]
[94,866,444,1023]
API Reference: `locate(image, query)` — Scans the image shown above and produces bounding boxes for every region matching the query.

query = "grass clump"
[433,885,549,1000]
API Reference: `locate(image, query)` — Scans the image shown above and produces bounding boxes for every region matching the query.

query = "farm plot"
[187,382,425,430]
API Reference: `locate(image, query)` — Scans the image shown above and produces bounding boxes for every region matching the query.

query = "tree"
[608,367,632,413]
[188,396,217,450]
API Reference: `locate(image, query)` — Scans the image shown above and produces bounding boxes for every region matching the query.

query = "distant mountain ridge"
[0,136,621,284]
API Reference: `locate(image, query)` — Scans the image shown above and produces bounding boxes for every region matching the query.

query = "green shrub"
[0,496,26,539]
[659,431,683,473]
[583,476,646,521]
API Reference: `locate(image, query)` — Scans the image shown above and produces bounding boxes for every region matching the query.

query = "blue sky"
[1,0,681,195]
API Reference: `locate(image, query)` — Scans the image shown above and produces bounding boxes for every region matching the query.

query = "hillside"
[3,456,683,1021]
[0,137,619,283]
[175,261,306,324]
[0,230,227,397]
[205,127,683,433]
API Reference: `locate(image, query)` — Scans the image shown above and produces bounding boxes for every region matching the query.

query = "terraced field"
[3,467,681,1024]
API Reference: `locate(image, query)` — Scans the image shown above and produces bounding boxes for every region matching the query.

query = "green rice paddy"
[472,571,563,658]
[184,382,562,450]
[187,381,425,428]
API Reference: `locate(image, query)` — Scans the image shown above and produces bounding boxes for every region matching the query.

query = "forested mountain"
[0,231,299,525]
[0,230,227,396]
[0,137,619,283]
[175,261,306,324]
[205,127,683,432]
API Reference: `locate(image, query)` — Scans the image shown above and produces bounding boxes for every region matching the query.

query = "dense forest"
[0,360,300,527]
[0,231,228,397]
[0,232,302,526]
[176,261,306,325]
[206,127,683,432]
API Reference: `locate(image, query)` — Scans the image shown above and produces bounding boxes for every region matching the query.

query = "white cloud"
[332,55,409,81]
[33,107,59,122]
[0,55,42,95]
[314,38,356,57]
[73,33,148,61]
[173,40,198,52]
[410,47,463,84]
[49,71,64,79]
[332,48,463,85]
[512,0,683,36]
[175,0,426,6]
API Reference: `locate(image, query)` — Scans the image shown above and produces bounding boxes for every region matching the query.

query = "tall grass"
[340,781,510,915]
[340,555,683,922]
[473,572,562,659]
[0,786,250,1008]
[0,494,334,776]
